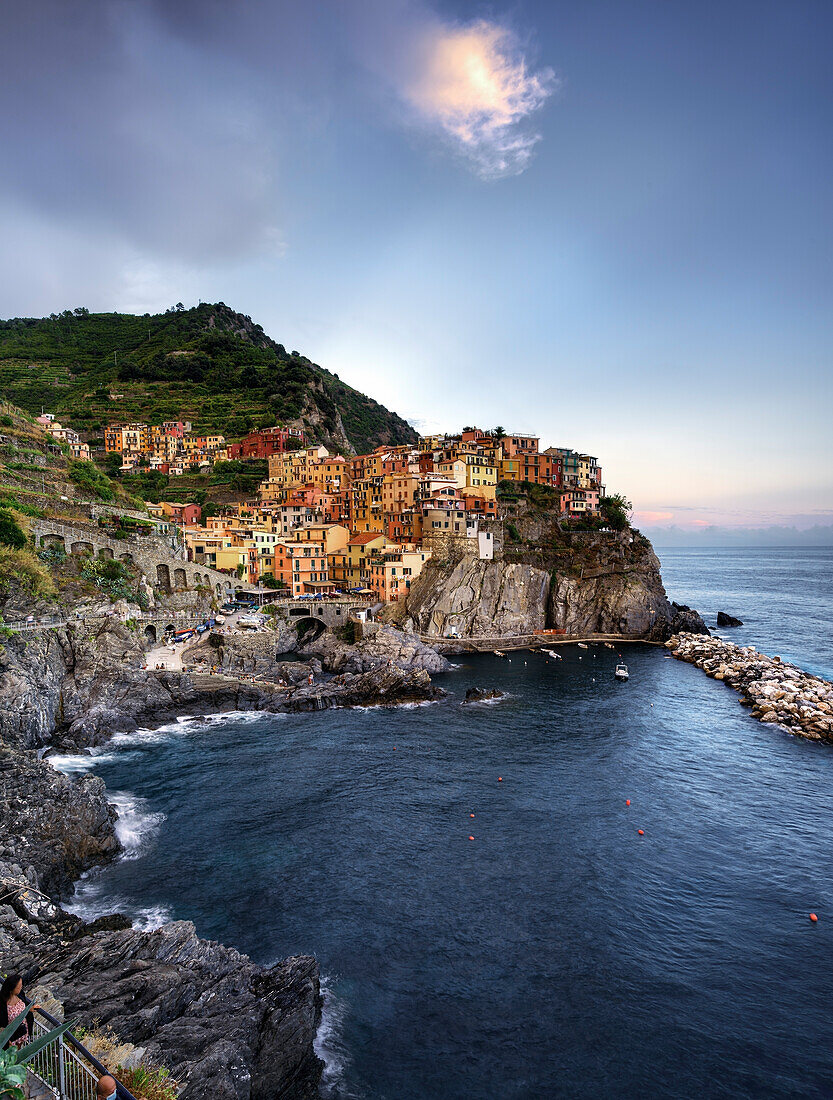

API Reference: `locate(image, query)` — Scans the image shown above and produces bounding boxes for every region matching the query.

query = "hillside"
[0,401,147,609]
[0,303,419,454]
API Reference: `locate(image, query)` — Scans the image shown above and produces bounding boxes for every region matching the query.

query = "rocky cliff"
[0,632,326,1098]
[402,529,685,641]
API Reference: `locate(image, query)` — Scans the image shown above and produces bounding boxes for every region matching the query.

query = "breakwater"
[667,633,833,742]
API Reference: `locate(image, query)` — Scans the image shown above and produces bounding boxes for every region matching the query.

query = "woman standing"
[0,973,36,1050]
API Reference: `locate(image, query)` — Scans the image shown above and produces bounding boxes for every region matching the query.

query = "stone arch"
[294,616,326,644]
[144,624,157,644]
[97,546,114,560]
[215,583,223,599]
[156,563,171,590]
[173,567,187,589]
[71,540,93,556]
[40,533,65,551]
[119,553,134,564]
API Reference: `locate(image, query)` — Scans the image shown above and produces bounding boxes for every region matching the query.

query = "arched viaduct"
[31,521,261,602]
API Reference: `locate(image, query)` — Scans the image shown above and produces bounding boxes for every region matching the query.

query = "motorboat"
[543,648,562,659]
[604,643,615,649]
[615,663,629,681]
[577,643,588,649]
[494,650,506,657]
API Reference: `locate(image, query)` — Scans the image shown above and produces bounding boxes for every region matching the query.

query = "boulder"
[670,603,711,636]
[462,687,505,704]
[717,611,744,627]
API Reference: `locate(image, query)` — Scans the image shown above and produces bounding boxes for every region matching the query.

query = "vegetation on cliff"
[0,303,418,452]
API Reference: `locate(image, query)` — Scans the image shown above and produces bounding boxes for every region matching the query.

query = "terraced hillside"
[0,303,418,454]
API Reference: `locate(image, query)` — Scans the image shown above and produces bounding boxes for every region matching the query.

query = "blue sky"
[2,0,831,532]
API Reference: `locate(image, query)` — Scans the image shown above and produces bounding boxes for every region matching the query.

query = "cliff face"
[403,529,675,641]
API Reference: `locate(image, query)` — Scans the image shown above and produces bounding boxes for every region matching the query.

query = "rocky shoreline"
[0,615,455,1098]
[667,633,833,742]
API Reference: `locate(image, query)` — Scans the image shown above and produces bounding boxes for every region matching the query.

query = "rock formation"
[462,687,505,704]
[717,611,744,627]
[5,920,322,1100]
[667,633,833,742]
[670,603,711,636]
[402,530,677,641]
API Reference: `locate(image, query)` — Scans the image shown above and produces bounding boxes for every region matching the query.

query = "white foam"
[65,877,172,930]
[315,976,361,1099]
[462,692,512,706]
[108,791,166,859]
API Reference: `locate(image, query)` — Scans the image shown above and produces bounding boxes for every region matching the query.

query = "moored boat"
[615,663,629,681]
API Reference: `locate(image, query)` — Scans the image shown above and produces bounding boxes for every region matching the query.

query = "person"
[0,973,36,1050]
[97,1074,118,1099]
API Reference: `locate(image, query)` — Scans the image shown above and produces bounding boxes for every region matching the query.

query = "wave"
[315,976,362,1099]
[351,698,443,713]
[48,751,122,774]
[108,791,166,859]
[462,692,513,706]
[65,876,172,930]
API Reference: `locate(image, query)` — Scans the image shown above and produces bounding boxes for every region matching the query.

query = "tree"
[261,574,282,589]
[600,494,632,531]
[491,425,506,439]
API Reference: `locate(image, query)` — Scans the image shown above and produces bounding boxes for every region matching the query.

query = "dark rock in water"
[6,921,323,1100]
[717,611,744,627]
[463,687,505,704]
[670,603,711,636]
[284,665,444,711]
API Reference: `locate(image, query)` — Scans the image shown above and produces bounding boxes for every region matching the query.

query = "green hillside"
[0,303,418,454]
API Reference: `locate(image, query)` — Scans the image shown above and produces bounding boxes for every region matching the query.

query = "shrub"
[0,547,56,598]
[116,1063,180,1100]
[68,459,115,502]
[506,521,521,544]
[0,508,27,549]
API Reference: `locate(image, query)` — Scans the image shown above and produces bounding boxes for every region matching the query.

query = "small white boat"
[604,643,615,650]
[578,643,588,649]
[494,650,506,657]
[543,648,562,660]
[615,663,629,681]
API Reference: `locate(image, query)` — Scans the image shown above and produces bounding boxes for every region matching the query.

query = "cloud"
[403,20,556,179]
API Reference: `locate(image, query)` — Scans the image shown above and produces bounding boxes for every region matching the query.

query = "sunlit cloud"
[404,20,556,179]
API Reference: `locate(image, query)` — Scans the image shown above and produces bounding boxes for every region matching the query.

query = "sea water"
[54,549,833,1098]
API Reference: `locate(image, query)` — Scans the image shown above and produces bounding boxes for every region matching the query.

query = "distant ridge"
[0,302,418,454]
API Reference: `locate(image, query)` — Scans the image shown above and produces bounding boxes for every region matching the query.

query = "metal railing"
[25,1007,138,1100]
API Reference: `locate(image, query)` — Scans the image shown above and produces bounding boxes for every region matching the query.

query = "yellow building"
[329,532,390,589]
[287,523,350,555]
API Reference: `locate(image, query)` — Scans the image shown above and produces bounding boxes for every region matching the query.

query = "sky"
[2,0,832,536]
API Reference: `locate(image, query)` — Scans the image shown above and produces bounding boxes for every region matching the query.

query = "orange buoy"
[470,813,475,818]
[810,913,819,922]
[469,835,475,841]
[498,776,503,782]
[626,799,631,806]
[638,829,644,836]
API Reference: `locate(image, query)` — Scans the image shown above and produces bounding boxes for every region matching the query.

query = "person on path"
[0,973,37,1050]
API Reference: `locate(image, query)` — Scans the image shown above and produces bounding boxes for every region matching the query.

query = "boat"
[604,643,615,649]
[577,643,588,649]
[614,663,629,681]
[543,648,562,659]
[494,650,506,657]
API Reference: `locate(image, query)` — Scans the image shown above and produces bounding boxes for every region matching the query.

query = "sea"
[51,548,833,1099]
